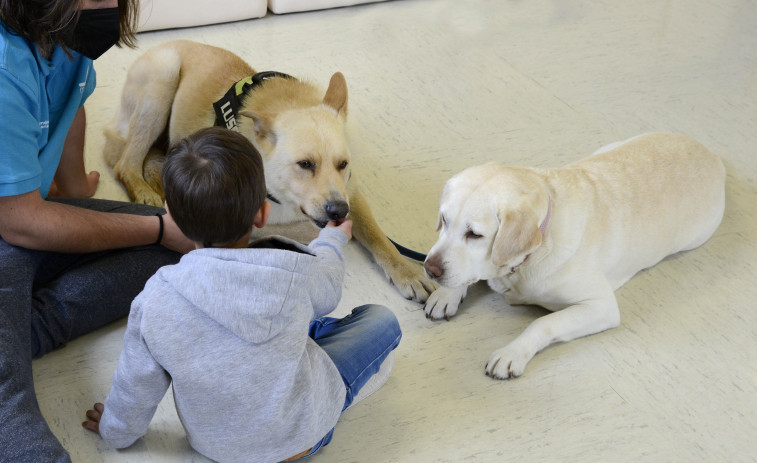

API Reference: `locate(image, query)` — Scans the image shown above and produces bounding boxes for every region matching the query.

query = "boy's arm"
[86,299,171,448]
[307,224,350,317]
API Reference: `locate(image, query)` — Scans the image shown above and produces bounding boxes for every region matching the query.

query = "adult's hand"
[159,211,195,253]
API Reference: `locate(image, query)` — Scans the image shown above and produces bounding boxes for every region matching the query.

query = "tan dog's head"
[240,72,351,228]
[424,163,549,287]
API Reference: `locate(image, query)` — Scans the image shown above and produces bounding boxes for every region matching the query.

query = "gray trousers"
[0,198,181,463]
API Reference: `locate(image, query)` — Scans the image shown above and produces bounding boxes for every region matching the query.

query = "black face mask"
[65,7,120,60]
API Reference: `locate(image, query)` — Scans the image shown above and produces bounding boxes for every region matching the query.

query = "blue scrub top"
[0,20,96,199]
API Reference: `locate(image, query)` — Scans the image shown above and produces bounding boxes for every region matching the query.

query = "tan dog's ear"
[239,111,276,145]
[323,72,348,118]
[491,208,542,267]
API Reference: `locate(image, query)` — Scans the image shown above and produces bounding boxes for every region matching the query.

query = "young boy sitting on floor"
[83,127,401,462]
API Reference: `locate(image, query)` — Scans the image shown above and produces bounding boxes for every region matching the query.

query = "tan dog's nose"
[424,255,444,279]
[325,200,349,220]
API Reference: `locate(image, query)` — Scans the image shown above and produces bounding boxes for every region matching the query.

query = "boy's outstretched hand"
[326,218,353,240]
[82,402,105,435]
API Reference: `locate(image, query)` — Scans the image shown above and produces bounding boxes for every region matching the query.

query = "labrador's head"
[424,163,548,287]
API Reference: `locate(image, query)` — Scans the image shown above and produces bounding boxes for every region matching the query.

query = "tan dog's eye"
[337,160,349,170]
[465,230,483,240]
[297,160,315,171]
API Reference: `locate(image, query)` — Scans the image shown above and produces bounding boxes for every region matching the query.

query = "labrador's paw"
[485,343,535,379]
[423,285,467,321]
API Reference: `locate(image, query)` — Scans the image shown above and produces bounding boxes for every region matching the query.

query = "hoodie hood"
[154,236,316,344]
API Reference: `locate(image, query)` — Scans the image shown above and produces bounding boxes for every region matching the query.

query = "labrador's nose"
[325,200,349,220]
[424,254,444,279]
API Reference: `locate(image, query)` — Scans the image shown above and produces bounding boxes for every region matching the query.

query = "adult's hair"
[163,127,267,247]
[0,0,140,57]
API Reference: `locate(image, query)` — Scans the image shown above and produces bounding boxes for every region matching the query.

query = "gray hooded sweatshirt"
[98,229,349,463]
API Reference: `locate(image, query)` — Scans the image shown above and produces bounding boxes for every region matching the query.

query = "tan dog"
[423,133,726,378]
[103,40,435,302]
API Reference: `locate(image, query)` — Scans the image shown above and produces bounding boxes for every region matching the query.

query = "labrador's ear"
[491,207,542,267]
[239,111,276,146]
[323,72,348,118]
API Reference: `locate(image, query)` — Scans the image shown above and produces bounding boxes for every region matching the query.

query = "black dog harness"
[212,71,292,206]
[212,71,293,131]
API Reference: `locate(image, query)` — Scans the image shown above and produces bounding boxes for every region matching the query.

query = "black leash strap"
[389,237,427,262]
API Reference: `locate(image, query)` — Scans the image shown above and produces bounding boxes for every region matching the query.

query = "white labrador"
[423,133,725,379]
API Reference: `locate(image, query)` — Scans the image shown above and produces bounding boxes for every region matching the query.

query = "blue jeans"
[0,198,181,463]
[305,304,402,457]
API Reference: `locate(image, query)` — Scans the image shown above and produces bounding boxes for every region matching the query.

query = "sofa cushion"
[138,0,268,32]
[268,0,389,14]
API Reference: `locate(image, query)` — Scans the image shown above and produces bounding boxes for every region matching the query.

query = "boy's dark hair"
[163,127,266,247]
[0,0,139,57]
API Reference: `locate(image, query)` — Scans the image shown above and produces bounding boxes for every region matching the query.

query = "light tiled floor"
[33,1,757,461]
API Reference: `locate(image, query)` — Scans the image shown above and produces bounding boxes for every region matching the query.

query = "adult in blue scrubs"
[0,1,194,461]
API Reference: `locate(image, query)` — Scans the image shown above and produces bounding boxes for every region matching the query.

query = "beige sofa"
[138,0,389,32]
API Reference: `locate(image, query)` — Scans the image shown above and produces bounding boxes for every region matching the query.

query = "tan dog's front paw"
[385,259,438,303]
[116,167,164,207]
[132,189,164,207]
[485,344,535,379]
[423,285,467,320]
